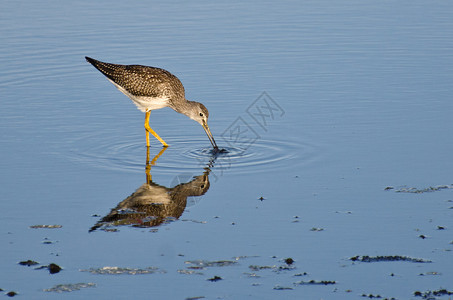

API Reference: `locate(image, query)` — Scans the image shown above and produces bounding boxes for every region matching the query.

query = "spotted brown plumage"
[85,56,218,149]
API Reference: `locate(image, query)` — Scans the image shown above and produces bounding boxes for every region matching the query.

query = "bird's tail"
[85,56,121,80]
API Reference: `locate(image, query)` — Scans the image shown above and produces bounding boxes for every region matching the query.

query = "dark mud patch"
[350,255,431,263]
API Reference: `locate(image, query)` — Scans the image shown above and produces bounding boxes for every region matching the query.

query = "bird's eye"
[199,113,204,117]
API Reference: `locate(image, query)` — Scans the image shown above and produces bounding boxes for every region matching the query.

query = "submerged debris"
[294,280,336,285]
[207,276,222,282]
[177,269,204,275]
[29,224,62,229]
[243,272,261,278]
[273,285,293,290]
[419,271,441,276]
[414,289,453,299]
[310,227,324,232]
[185,260,237,268]
[350,255,431,263]
[361,294,379,298]
[18,260,39,266]
[44,283,96,293]
[180,219,207,224]
[248,264,296,272]
[360,294,396,299]
[391,184,453,193]
[249,265,274,271]
[80,266,165,275]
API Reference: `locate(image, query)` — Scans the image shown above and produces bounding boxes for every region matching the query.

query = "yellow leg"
[145,111,169,147]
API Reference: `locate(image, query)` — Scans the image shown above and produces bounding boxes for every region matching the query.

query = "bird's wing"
[86,57,183,98]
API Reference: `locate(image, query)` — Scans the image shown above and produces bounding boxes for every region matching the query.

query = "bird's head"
[185,101,218,149]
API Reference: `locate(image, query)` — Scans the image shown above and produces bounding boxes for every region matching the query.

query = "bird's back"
[85,57,185,101]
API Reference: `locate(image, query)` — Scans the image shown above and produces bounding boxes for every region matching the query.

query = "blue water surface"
[1,1,453,299]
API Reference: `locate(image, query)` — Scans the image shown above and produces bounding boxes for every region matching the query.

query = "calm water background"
[1,1,453,299]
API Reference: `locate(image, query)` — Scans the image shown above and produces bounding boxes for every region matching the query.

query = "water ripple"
[67,132,319,175]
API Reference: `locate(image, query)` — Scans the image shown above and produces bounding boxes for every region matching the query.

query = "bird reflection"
[90,147,213,232]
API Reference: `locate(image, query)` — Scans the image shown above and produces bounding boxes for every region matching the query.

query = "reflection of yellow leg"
[145,111,169,147]
[146,146,151,184]
[150,147,167,165]
[145,146,168,185]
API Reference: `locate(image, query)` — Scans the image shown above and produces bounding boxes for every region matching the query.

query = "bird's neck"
[173,99,195,117]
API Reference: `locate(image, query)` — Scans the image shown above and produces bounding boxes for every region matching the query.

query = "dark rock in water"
[6,291,17,297]
[207,275,222,282]
[284,258,294,265]
[48,263,62,274]
[18,260,39,266]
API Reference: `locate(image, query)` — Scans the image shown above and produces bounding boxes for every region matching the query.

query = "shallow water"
[2,1,453,299]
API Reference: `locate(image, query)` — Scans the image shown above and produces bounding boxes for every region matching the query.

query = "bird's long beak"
[202,121,218,149]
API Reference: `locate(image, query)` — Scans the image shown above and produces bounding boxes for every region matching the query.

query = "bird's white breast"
[108,79,169,112]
